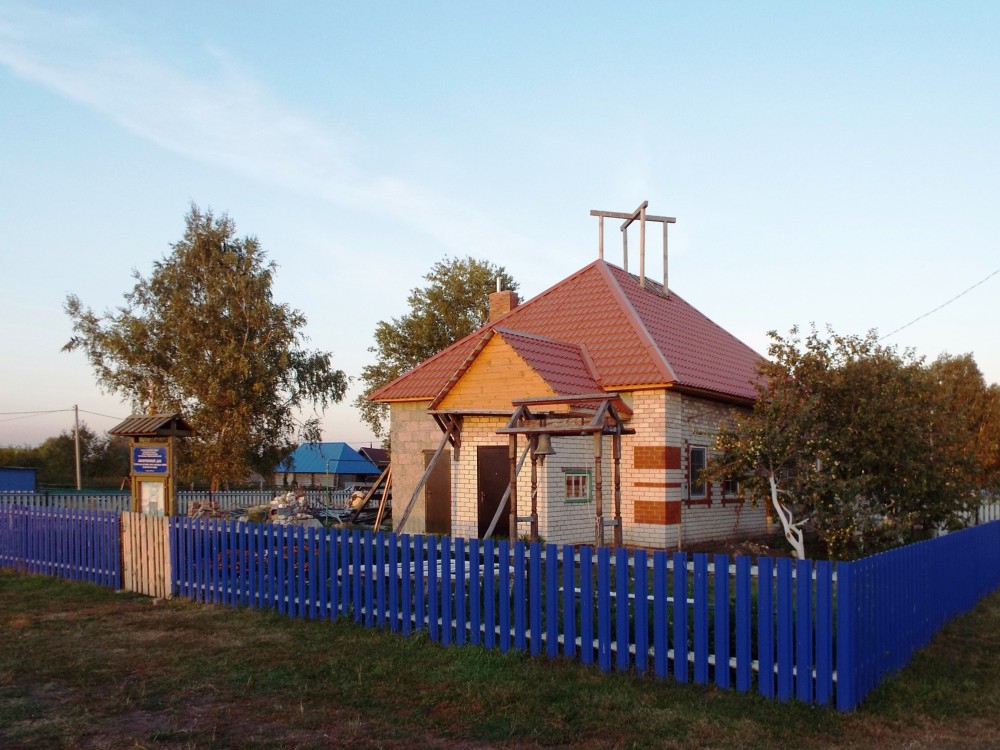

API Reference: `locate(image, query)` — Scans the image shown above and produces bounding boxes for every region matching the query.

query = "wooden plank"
[441,537,452,645]
[634,549,648,675]
[694,554,709,684]
[579,545,593,666]
[714,554,731,689]
[757,557,775,699]
[673,552,689,682]
[428,536,439,641]
[499,539,511,653]
[597,546,611,671]
[563,544,577,660]
[530,542,542,657]
[796,559,814,703]
[653,551,668,679]
[483,538,495,649]
[546,543,559,659]
[777,558,794,701]
[514,541,526,652]
[735,556,752,692]
[615,547,629,671]
[455,537,466,645]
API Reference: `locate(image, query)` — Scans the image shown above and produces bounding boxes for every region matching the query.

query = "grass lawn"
[1,569,998,749]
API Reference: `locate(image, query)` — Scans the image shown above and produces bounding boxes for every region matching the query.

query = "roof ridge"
[595,261,678,384]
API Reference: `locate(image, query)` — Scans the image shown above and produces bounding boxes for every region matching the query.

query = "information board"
[132,445,168,474]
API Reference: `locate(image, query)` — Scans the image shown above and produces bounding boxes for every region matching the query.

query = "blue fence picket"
[616,547,630,672]
[455,538,466,646]
[735,556,752,692]
[401,534,412,635]
[546,543,558,659]
[499,540,510,653]
[484,538,496,650]
[653,551,668,679]
[563,544,576,659]
[441,536,452,646]
[514,541,526,652]
[634,549,648,676]
[364,531,375,628]
[672,552,688,683]
[815,559,834,705]
[389,532,399,632]
[579,545,593,666]
[414,535,425,632]
[469,538,480,646]
[757,556,775,699]
[776,558,794,701]
[597,546,611,672]
[530,542,541,657]
[428,536,439,642]
[796,558,814,703]
[693,553,709,684]
[714,554,730,689]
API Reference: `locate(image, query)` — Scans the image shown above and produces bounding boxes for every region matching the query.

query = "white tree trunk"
[769,474,807,559]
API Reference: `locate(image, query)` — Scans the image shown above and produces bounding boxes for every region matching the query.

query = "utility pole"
[74,404,82,491]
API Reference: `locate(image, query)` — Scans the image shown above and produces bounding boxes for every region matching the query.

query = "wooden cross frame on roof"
[590,200,677,295]
[496,393,635,548]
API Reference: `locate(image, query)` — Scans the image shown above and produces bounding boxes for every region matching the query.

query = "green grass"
[1,570,999,749]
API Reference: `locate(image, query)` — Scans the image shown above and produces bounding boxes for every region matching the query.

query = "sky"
[1,2,999,449]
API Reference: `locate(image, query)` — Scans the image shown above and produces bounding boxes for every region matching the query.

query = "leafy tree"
[64,205,347,491]
[0,426,129,488]
[355,256,518,437]
[708,327,984,559]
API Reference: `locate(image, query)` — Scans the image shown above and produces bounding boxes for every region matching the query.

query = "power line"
[880,266,1000,341]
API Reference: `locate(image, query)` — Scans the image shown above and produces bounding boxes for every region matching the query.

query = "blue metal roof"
[279,443,380,476]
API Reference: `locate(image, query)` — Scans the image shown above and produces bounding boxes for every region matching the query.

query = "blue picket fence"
[3,503,1000,712]
[0,505,120,587]
[835,519,1000,709]
[168,518,841,705]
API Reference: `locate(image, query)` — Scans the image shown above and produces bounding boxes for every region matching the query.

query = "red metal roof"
[494,329,603,396]
[371,260,763,404]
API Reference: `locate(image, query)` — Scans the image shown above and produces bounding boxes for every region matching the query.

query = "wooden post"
[509,434,518,544]
[598,215,604,260]
[594,432,604,548]
[622,225,628,274]
[663,220,669,296]
[530,437,539,542]
[613,429,623,548]
[639,202,646,288]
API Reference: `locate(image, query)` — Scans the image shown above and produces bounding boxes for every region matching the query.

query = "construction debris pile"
[183,490,390,530]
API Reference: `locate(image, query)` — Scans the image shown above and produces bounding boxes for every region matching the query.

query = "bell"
[534,433,556,456]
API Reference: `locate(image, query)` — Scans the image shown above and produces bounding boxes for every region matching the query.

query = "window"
[565,469,592,503]
[689,447,707,500]
[722,476,743,502]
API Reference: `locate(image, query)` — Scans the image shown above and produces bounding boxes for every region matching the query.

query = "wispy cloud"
[0,4,509,254]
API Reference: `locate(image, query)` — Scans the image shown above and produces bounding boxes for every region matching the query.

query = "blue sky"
[2,2,999,447]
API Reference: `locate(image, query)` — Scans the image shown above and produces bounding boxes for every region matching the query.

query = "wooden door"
[478,445,510,539]
[424,449,451,535]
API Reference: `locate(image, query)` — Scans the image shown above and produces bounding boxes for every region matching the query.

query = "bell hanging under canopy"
[534,433,556,457]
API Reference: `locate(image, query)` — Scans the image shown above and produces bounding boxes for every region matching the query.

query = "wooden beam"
[590,209,676,224]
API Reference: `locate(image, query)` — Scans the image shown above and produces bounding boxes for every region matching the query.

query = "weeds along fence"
[0,489,351,515]
[2,503,1000,712]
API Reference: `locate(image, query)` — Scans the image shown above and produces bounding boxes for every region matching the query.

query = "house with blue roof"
[274,442,381,489]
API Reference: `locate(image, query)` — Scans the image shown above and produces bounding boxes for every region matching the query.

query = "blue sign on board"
[132,446,168,474]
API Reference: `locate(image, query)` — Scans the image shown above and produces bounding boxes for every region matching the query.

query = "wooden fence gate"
[121,512,172,599]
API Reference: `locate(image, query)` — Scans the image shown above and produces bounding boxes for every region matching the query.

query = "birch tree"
[64,205,347,490]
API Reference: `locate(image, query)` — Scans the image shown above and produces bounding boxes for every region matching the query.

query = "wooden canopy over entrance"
[496,393,635,548]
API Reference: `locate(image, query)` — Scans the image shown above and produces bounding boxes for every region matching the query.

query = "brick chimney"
[489,289,519,323]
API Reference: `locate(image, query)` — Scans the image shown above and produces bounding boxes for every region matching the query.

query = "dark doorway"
[478,445,510,538]
[423,449,451,535]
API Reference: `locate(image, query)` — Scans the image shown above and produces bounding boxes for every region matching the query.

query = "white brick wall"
[388,389,768,548]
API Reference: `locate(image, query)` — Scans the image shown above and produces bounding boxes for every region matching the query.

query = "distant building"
[0,466,37,492]
[274,443,380,489]
[359,446,390,472]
